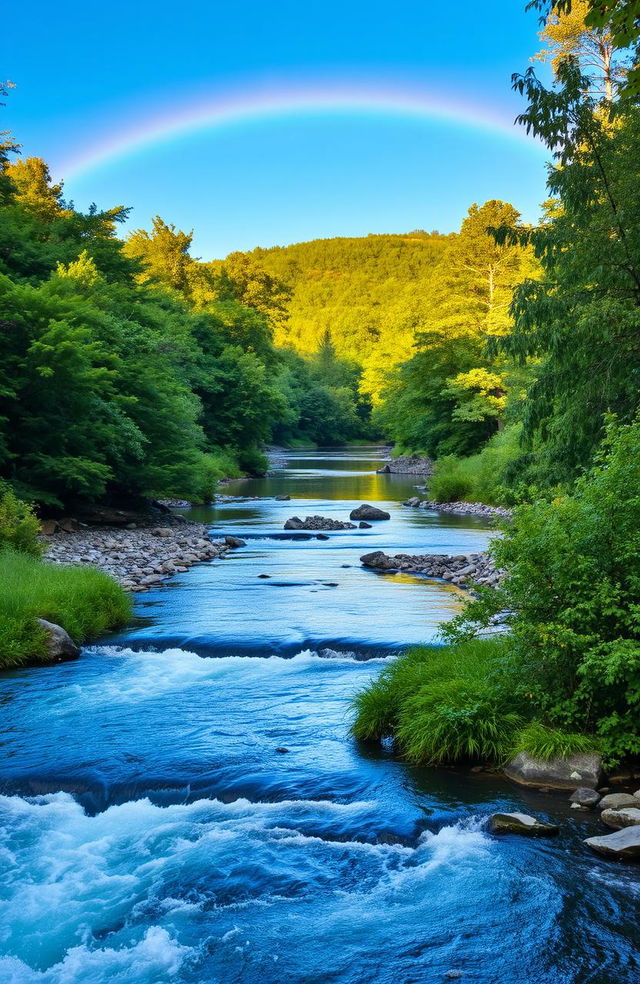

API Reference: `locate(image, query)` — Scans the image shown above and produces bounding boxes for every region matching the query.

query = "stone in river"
[349,504,391,521]
[274,494,291,501]
[598,793,639,810]
[600,808,640,830]
[359,521,372,528]
[258,573,271,578]
[584,825,640,860]
[36,619,81,662]
[316,533,330,540]
[489,813,559,836]
[225,535,246,548]
[504,752,602,789]
[284,516,305,530]
[570,787,601,808]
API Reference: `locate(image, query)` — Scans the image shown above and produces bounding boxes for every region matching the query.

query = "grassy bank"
[0,549,132,670]
[352,638,596,766]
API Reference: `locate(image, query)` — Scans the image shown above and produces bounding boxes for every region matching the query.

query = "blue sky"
[5,1,550,259]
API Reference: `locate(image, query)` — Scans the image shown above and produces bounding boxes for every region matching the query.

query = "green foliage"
[427,425,524,505]
[0,485,42,555]
[444,416,640,766]
[0,548,132,669]
[510,722,598,761]
[353,638,523,765]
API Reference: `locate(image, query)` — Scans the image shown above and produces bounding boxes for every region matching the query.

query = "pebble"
[41,519,237,593]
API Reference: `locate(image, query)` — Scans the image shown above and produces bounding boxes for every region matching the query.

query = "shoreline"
[41,515,240,593]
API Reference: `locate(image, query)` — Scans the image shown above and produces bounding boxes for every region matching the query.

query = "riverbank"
[360,549,501,587]
[405,496,513,520]
[41,518,237,592]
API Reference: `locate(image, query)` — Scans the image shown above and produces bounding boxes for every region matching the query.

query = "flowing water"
[0,449,638,984]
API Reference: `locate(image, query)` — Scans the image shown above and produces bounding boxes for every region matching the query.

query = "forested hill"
[217,232,452,399]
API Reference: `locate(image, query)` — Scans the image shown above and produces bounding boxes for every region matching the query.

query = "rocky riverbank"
[41,519,240,592]
[360,549,502,587]
[404,496,513,520]
[377,454,434,475]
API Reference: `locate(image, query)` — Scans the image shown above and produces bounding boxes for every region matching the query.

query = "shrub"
[428,425,523,505]
[0,484,42,556]
[0,549,132,669]
[443,415,640,766]
[237,446,268,476]
[352,639,522,764]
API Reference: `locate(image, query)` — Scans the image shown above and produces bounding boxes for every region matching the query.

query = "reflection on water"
[116,447,495,655]
[0,449,637,984]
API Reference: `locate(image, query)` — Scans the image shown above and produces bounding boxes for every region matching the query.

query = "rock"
[598,793,639,810]
[58,517,80,533]
[404,497,421,507]
[150,527,173,537]
[601,808,640,830]
[274,494,291,501]
[445,973,464,981]
[284,516,305,530]
[40,519,60,535]
[570,787,601,808]
[258,573,271,578]
[504,752,602,790]
[284,515,355,531]
[359,521,372,529]
[225,535,246,548]
[316,533,330,540]
[376,464,391,473]
[350,504,390,521]
[635,790,640,800]
[35,619,81,662]
[584,825,640,860]
[275,747,289,754]
[360,550,394,570]
[489,813,559,836]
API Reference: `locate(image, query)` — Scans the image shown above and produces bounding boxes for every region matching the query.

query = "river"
[0,449,638,984]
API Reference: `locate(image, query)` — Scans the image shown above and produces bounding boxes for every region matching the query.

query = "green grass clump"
[353,638,522,764]
[510,722,599,761]
[0,549,132,669]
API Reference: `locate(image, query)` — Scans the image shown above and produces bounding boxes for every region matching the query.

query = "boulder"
[349,504,391,521]
[376,464,391,473]
[40,520,60,535]
[225,535,246,548]
[360,551,394,570]
[584,825,640,860]
[36,619,81,662]
[359,521,372,529]
[489,812,559,836]
[570,787,601,808]
[504,752,602,790]
[284,516,305,530]
[404,497,421,507]
[601,808,640,830]
[598,793,639,811]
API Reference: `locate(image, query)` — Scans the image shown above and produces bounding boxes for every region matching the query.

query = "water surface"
[0,449,637,984]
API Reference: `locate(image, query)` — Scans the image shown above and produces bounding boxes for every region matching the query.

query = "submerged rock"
[584,825,640,860]
[490,813,559,836]
[349,504,391,521]
[274,494,291,501]
[36,619,81,662]
[598,793,639,811]
[359,521,372,529]
[601,808,640,830]
[504,752,602,790]
[225,535,247,548]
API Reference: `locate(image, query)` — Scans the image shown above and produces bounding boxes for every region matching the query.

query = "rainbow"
[60,81,540,180]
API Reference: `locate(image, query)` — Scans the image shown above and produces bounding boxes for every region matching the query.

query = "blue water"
[0,449,638,984]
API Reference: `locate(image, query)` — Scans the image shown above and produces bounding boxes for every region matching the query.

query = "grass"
[352,637,597,767]
[0,549,132,670]
[427,425,523,505]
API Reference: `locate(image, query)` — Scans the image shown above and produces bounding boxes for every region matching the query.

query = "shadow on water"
[0,448,638,984]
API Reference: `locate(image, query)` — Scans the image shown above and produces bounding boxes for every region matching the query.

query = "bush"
[237,446,268,476]
[428,425,523,505]
[352,639,522,764]
[0,549,132,669]
[511,722,598,761]
[0,485,42,556]
[443,415,640,767]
